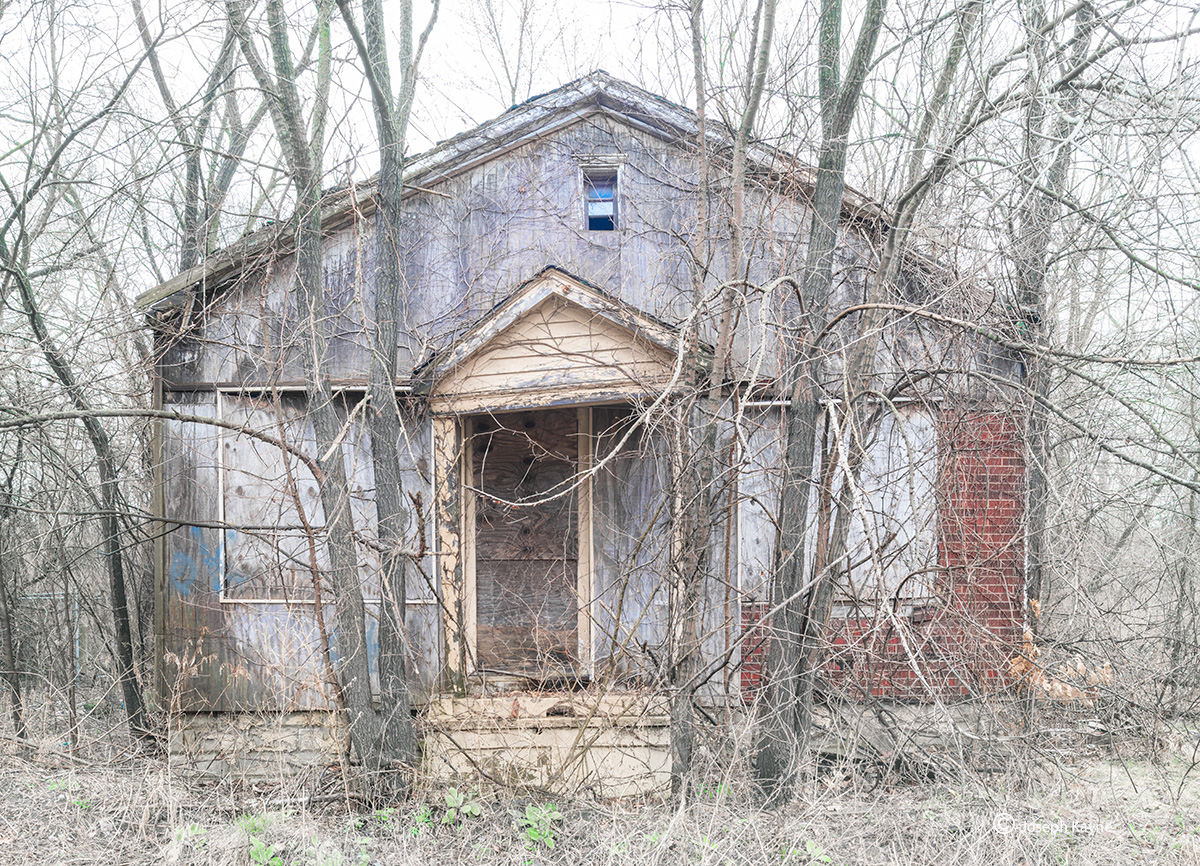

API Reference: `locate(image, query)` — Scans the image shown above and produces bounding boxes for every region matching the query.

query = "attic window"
[584,171,618,231]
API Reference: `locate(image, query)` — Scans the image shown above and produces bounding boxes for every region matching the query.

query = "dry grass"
[1,736,1199,866]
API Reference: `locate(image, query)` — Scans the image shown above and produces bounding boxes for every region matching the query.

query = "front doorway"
[470,408,583,678]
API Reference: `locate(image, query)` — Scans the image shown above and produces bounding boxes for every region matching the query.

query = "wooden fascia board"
[427,383,680,416]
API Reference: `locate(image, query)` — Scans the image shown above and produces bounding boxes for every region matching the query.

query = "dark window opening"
[585,172,617,231]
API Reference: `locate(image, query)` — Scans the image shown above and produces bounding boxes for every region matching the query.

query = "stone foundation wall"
[167,712,347,780]
[167,694,670,796]
[423,694,669,797]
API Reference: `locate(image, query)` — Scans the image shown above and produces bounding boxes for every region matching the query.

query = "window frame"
[214,387,439,608]
[582,164,621,232]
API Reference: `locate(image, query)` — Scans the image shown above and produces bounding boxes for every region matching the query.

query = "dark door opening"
[472,409,579,677]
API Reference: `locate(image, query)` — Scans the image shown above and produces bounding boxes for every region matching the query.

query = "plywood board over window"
[591,405,669,683]
[840,406,938,604]
[735,404,939,610]
[219,394,438,606]
[220,393,327,601]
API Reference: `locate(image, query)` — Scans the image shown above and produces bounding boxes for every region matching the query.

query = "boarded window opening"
[472,409,580,677]
[219,394,436,606]
[220,393,326,601]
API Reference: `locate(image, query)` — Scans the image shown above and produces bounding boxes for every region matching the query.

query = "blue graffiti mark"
[327,629,340,666]
[168,550,195,595]
[202,526,224,593]
[166,526,224,597]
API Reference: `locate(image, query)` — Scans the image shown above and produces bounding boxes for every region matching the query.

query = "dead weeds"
[1,741,1198,865]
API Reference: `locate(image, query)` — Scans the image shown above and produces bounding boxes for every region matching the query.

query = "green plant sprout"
[517,803,564,850]
[443,787,483,827]
[780,839,834,865]
[237,814,270,835]
[248,836,283,866]
[372,807,396,825]
[173,823,207,850]
[409,805,434,837]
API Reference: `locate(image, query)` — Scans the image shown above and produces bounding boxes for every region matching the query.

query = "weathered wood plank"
[591,405,670,683]
[473,409,580,676]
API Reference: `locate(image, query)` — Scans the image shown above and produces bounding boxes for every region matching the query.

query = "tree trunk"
[12,270,149,742]
[752,0,886,803]
[1015,2,1092,622]
[0,536,26,745]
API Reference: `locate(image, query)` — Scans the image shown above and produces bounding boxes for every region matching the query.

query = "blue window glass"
[585,172,617,231]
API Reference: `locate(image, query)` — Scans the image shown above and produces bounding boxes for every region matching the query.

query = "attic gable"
[135,70,883,318]
[417,268,696,413]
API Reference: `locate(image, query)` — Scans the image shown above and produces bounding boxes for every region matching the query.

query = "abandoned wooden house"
[139,72,1027,792]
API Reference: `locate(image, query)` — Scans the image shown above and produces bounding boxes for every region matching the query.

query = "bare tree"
[223,0,392,774]
[335,0,440,787]
[752,0,886,803]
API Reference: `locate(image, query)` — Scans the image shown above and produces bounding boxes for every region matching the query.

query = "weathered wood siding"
[160,390,439,711]
[155,106,1022,712]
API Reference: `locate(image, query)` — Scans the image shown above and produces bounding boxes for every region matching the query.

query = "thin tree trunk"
[11,269,149,741]
[335,0,440,789]
[673,0,776,799]
[1015,2,1092,621]
[228,0,387,778]
[753,0,886,803]
[0,537,26,745]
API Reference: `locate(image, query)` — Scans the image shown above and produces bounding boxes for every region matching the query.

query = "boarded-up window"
[342,406,437,602]
[220,394,436,604]
[840,406,938,602]
[592,405,669,681]
[738,408,786,600]
[736,405,938,605]
[221,393,326,601]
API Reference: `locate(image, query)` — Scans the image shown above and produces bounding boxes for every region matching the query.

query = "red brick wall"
[739,409,1025,702]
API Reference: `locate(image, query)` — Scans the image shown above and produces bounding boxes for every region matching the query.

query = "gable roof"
[415,267,710,413]
[135,70,882,315]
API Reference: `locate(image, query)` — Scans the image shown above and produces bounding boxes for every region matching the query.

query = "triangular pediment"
[418,268,695,413]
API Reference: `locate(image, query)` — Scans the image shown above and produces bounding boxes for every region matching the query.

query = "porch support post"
[433,414,468,692]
